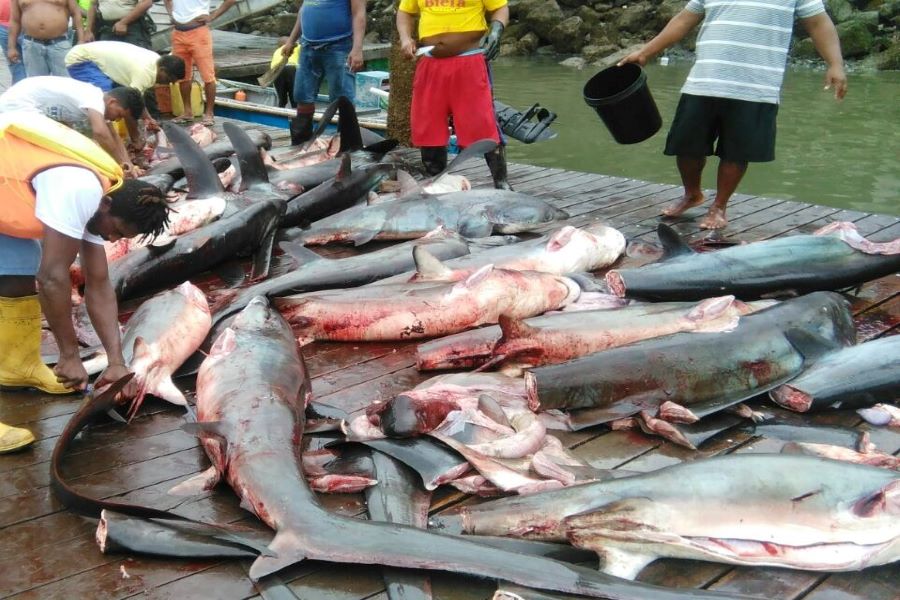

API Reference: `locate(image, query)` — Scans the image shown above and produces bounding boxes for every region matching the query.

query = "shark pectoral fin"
[782,328,845,362]
[656,223,695,261]
[349,229,378,246]
[595,546,658,580]
[277,241,323,267]
[458,216,495,239]
[853,480,900,518]
[151,376,189,408]
[250,218,279,281]
[248,531,307,581]
[396,170,423,199]
[363,139,399,155]
[412,246,453,280]
[168,465,221,496]
[213,261,246,288]
[146,239,177,256]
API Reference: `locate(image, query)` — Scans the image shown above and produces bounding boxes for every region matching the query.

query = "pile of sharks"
[49,100,899,599]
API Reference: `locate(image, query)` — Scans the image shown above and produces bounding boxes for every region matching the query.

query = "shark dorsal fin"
[657,223,694,260]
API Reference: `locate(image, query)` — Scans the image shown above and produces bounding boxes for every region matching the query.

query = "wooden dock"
[0,120,897,600]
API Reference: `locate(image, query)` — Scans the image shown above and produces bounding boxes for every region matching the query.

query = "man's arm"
[281,12,301,57]
[8,0,21,64]
[801,13,847,100]
[67,0,86,42]
[86,1,97,41]
[486,4,509,27]
[618,9,703,66]
[80,241,126,369]
[36,229,86,389]
[86,109,138,175]
[347,0,365,72]
[396,9,417,60]
[207,0,236,23]
[112,0,152,37]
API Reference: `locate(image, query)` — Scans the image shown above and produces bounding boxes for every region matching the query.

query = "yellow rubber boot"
[0,295,74,394]
[0,421,35,453]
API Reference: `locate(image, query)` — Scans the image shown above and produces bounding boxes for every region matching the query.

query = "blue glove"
[480,20,504,61]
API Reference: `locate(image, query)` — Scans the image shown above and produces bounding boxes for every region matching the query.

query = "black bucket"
[583,63,662,145]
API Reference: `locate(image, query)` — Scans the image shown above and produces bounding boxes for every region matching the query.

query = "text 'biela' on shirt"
[682,0,825,105]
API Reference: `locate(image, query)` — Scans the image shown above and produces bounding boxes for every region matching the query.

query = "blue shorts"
[67,61,116,91]
[293,36,356,105]
[0,233,41,276]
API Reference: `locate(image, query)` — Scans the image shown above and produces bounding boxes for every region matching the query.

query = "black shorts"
[664,94,778,163]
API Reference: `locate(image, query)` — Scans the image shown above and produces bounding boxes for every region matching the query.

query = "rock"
[535,45,557,55]
[498,43,520,58]
[549,16,586,54]
[880,0,900,22]
[503,23,527,41]
[521,0,564,36]
[576,5,601,26]
[837,19,876,57]
[875,37,900,69]
[582,43,618,62]
[656,0,684,28]
[272,12,297,36]
[825,0,855,23]
[615,2,655,34]
[517,32,541,55]
[587,22,621,48]
[854,10,881,29]
[559,56,587,69]
[792,36,819,59]
[558,0,584,7]
[593,43,644,68]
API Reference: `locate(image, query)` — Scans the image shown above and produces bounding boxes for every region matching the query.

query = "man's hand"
[95,363,138,398]
[7,47,19,63]
[400,37,416,60]
[144,117,160,133]
[83,30,95,42]
[113,20,128,35]
[195,13,211,24]
[824,64,847,100]
[54,355,87,391]
[281,42,296,58]
[123,161,144,178]
[479,20,504,61]
[617,50,648,67]
[347,47,363,72]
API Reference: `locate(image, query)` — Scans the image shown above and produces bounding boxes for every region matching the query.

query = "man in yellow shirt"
[66,40,185,145]
[270,36,299,108]
[396,0,510,189]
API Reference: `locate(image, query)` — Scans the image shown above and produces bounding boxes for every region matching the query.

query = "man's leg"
[290,46,322,145]
[46,37,71,77]
[662,156,707,217]
[0,235,70,395]
[194,28,217,123]
[171,31,195,120]
[21,38,49,77]
[699,160,747,229]
[323,39,355,104]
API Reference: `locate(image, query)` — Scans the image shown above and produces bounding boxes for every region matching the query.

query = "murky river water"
[490,56,899,216]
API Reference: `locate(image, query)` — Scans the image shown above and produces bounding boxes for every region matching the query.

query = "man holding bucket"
[619,0,846,229]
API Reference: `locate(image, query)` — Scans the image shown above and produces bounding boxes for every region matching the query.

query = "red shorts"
[410,53,500,148]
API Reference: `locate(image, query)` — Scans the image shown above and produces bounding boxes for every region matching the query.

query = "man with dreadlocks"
[0,112,170,453]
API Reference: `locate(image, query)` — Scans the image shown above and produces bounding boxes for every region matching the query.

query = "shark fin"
[182,420,228,437]
[168,465,221,496]
[656,223,694,261]
[223,121,271,190]
[412,246,453,280]
[151,376,189,409]
[336,97,363,153]
[162,122,225,198]
[250,216,279,281]
[147,239,177,256]
[497,314,540,340]
[248,530,307,581]
[546,226,576,252]
[362,138,398,155]
[334,153,352,183]
[349,229,378,247]
[276,241,324,268]
[782,328,844,362]
[396,170,423,199]
[213,261,246,288]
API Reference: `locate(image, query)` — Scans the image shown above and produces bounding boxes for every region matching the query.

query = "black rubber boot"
[485,145,512,190]
[420,146,448,176]
[290,113,314,146]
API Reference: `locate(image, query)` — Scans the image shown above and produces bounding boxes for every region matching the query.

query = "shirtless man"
[396,0,510,189]
[7,0,84,77]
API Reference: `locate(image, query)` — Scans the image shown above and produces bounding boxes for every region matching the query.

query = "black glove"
[480,20,504,61]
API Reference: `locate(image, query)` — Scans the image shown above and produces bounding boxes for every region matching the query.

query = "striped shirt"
[683,0,825,104]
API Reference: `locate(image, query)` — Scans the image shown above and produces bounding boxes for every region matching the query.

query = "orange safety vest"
[0,113,123,240]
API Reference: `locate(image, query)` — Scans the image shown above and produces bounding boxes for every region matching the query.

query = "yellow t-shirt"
[65,41,159,92]
[398,0,507,38]
[270,46,300,69]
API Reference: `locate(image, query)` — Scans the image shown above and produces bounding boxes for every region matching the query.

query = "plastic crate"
[354,71,389,109]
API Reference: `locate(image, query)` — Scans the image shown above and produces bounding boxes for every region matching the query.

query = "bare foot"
[661,192,705,217]
[699,206,728,229]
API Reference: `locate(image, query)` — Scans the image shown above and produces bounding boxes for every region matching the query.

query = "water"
[490,56,900,216]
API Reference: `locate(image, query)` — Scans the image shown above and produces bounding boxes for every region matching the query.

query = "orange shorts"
[172,26,216,83]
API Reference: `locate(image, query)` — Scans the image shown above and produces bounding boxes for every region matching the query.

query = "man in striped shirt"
[620,1,846,229]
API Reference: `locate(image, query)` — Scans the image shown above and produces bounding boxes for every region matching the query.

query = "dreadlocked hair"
[107,179,172,241]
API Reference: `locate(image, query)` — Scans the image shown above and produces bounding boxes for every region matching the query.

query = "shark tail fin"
[248,530,307,581]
